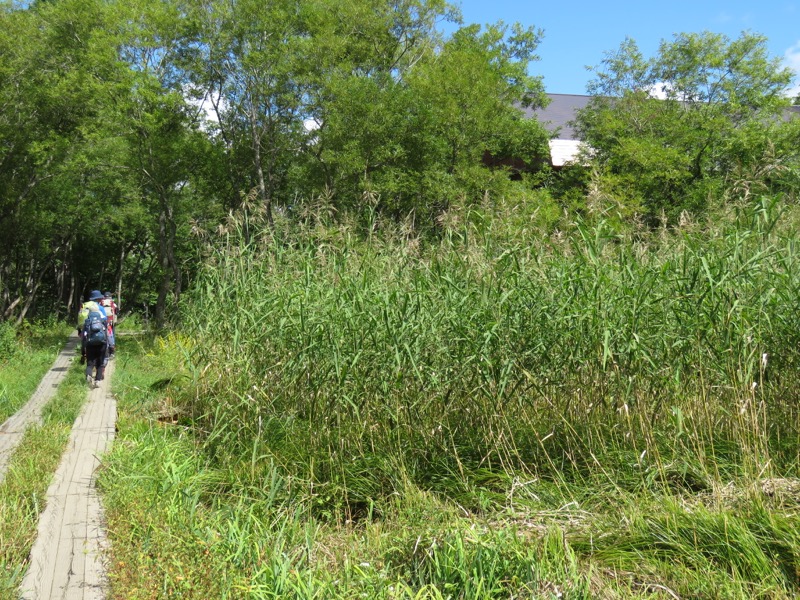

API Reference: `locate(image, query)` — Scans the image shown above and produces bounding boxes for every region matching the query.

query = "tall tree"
[115,0,219,326]
[0,0,553,321]
[313,19,550,223]
[0,0,133,321]
[575,31,794,223]
[180,0,317,226]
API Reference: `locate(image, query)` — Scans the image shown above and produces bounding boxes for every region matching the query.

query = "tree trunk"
[248,104,274,229]
[55,261,64,320]
[166,204,181,303]
[115,243,131,314]
[0,262,9,321]
[15,245,62,325]
[127,243,148,307]
[154,192,181,329]
[67,266,76,324]
[208,80,242,212]
[3,297,21,321]
[54,241,71,320]
[155,208,171,329]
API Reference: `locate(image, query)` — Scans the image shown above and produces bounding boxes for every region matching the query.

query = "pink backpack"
[101,298,115,325]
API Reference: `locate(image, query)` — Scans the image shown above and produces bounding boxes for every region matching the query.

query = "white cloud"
[784,42,800,98]
[648,82,671,100]
[184,86,228,129]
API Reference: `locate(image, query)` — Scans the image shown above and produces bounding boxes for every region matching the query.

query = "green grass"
[577,499,800,598]
[183,200,800,505]
[100,337,233,598]
[0,359,89,599]
[98,199,800,598]
[101,344,800,598]
[114,313,147,334]
[0,321,72,423]
[105,354,800,598]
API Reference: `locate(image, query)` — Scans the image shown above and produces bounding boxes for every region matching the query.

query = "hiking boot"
[86,374,94,387]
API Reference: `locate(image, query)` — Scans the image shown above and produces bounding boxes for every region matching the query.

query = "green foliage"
[577,32,797,224]
[180,199,800,515]
[0,0,554,323]
[4,0,800,325]
[0,0,140,320]
[0,426,73,599]
[315,20,549,222]
[397,527,590,598]
[0,323,16,362]
[0,322,67,422]
[577,499,800,598]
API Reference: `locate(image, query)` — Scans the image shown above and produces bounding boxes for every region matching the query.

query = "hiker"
[80,290,109,388]
[100,291,117,356]
[76,291,105,338]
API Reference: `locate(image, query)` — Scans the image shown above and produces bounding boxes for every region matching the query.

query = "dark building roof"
[521,94,593,141]
[519,94,799,168]
[785,105,800,121]
[523,94,800,141]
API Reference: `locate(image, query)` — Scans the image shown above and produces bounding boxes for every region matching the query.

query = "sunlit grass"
[100,198,800,597]
[0,322,71,423]
[0,361,88,599]
[185,199,800,505]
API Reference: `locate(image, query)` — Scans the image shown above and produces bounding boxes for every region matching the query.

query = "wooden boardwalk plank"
[20,359,116,600]
[0,334,80,484]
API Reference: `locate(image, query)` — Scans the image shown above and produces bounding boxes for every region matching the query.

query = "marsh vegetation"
[101,199,800,598]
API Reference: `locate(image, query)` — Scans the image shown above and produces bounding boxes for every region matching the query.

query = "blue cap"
[89,290,104,301]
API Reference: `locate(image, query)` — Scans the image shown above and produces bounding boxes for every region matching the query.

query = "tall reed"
[182,198,800,511]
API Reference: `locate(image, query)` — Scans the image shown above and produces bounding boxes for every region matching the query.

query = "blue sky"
[444,0,800,96]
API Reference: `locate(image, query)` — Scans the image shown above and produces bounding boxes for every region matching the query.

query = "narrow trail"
[19,358,116,600]
[0,333,80,484]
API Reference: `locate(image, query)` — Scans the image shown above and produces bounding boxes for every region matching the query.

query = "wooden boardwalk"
[0,333,80,484]
[19,358,116,600]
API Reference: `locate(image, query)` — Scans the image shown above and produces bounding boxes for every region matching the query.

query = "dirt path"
[0,333,80,484]
[19,358,116,600]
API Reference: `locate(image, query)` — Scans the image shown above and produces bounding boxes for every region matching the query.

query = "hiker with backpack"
[80,290,109,388]
[100,291,118,357]
[76,292,104,339]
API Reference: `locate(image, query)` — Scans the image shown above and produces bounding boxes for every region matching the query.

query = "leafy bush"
[0,322,17,362]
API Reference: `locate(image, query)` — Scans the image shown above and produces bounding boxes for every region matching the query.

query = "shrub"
[0,322,17,362]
